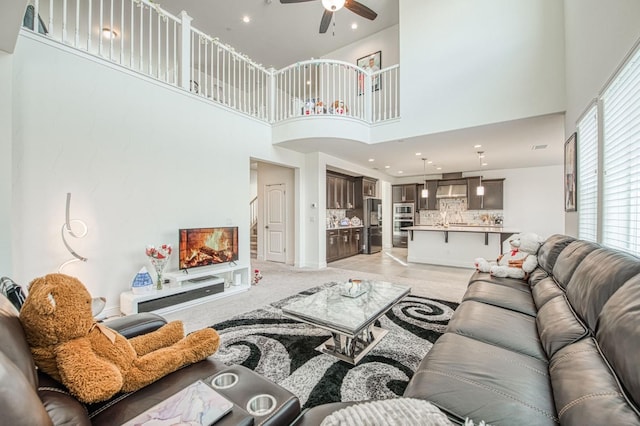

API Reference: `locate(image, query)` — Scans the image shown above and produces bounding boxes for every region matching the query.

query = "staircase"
[250,197,258,259]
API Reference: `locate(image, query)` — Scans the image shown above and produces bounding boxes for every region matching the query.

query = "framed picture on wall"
[564,132,577,212]
[357,50,381,94]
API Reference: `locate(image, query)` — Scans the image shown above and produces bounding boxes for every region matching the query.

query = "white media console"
[120,263,250,315]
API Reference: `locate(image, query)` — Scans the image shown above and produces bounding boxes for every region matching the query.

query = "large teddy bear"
[19,273,220,403]
[474,232,544,279]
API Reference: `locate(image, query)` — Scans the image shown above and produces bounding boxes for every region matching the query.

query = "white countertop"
[404,225,520,234]
[326,225,364,230]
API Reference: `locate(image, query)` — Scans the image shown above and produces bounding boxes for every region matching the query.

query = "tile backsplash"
[418,198,504,226]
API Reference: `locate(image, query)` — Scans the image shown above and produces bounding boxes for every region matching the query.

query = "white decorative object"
[58,193,88,273]
[131,267,154,294]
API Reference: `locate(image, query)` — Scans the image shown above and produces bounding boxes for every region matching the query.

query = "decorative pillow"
[320,398,454,426]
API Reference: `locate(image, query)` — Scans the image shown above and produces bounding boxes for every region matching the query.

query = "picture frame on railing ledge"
[564,132,577,212]
[357,51,381,95]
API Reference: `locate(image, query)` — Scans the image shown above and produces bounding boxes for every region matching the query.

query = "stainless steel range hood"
[436,184,468,198]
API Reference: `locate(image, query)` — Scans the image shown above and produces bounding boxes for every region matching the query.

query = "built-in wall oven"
[393,203,414,247]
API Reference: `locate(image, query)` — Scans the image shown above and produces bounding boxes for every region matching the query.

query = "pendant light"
[476,151,485,196]
[421,158,429,198]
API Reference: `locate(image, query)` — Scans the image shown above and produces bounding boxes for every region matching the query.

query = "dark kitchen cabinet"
[468,177,504,210]
[362,178,377,197]
[392,184,417,203]
[326,228,362,262]
[416,181,438,210]
[327,173,356,210]
[352,228,362,254]
[326,230,340,262]
[339,229,351,256]
[354,176,378,209]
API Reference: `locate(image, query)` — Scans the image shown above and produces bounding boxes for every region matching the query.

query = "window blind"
[577,106,598,242]
[601,47,640,255]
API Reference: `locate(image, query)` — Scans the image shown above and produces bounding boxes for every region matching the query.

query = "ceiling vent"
[531,144,548,150]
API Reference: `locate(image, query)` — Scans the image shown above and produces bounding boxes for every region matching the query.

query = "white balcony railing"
[22,0,399,124]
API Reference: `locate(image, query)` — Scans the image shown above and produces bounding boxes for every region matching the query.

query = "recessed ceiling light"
[242,16,251,23]
[368,158,374,162]
[474,144,482,148]
[479,154,485,158]
[384,165,390,169]
[427,160,433,164]
[531,144,548,150]
[351,23,358,30]
[482,162,488,166]
[415,152,421,156]
[398,171,404,174]
[436,167,442,170]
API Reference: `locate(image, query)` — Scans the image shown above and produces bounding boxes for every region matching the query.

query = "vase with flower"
[145,244,172,290]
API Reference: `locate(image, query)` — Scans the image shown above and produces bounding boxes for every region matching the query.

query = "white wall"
[562,0,640,236]
[0,51,11,275]
[322,24,399,68]
[399,0,565,138]
[10,35,306,314]
[472,165,564,239]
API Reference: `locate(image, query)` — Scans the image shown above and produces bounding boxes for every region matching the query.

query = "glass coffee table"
[281,281,410,365]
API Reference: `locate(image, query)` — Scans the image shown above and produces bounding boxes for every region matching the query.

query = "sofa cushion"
[0,351,54,426]
[0,294,38,388]
[549,338,640,425]
[566,249,640,332]
[468,271,531,292]
[446,300,546,361]
[596,275,640,410]
[463,280,537,316]
[536,295,588,358]
[552,240,600,290]
[532,277,565,310]
[536,234,575,276]
[404,332,557,425]
[528,268,549,286]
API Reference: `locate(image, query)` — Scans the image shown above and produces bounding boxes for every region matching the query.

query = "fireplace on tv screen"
[179,227,238,270]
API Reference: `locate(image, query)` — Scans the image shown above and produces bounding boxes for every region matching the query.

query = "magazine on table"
[121,380,233,426]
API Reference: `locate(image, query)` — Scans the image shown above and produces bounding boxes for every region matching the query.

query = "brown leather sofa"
[0,296,300,426]
[294,234,640,425]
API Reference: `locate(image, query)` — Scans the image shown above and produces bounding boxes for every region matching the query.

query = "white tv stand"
[120,263,250,315]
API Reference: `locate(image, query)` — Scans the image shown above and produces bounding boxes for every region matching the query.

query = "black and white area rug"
[210,283,459,409]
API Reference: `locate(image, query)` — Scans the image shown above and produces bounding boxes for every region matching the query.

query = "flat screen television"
[179,227,239,270]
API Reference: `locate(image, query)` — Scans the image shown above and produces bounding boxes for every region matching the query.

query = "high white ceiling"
[156,0,564,179]
[158,0,398,69]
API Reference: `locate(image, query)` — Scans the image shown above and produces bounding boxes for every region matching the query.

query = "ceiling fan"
[280,0,378,34]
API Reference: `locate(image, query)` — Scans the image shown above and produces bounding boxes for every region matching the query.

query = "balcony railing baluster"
[22,0,399,124]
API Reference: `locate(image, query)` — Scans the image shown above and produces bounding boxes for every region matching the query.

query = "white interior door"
[265,183,286,263]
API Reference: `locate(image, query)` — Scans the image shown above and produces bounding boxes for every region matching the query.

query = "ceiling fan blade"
[280,0,316,3]
[319,9,333,34]
[345,0,377,20]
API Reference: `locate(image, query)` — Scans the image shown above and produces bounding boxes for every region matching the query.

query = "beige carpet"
[165,250,473,333]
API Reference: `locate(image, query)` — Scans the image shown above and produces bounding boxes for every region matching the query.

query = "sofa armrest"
[39,386,91,426]
[103,313,166,338]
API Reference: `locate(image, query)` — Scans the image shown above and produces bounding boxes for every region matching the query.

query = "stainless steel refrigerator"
[363,198,382,254]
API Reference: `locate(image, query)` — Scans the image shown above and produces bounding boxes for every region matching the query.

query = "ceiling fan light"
[322,0,346,12]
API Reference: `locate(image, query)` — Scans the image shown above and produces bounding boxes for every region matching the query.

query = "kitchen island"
[404,225,520,268]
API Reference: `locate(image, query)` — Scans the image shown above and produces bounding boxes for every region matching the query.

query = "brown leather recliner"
[0,294,300,425]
